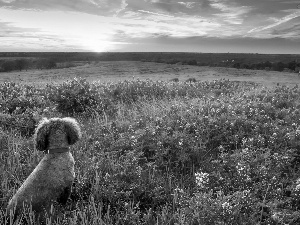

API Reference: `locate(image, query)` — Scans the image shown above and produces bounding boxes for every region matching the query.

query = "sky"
[0,0,300,53]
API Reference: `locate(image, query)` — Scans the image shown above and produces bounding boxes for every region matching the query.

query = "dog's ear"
[62,117,82,145]
[34,118,50,151]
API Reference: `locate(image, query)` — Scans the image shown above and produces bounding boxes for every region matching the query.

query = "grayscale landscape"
[1,0,300,224]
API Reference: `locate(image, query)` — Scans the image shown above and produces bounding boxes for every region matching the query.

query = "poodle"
[6,117,81,222]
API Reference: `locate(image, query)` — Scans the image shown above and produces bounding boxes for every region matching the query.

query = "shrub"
[36,59,57,69]
[1,61,16,72]
[15,59,29,71]
[46,78,116,116]
[187,59,197,65]
[166,59,179,64]
[185,77,197,83]
[170,78,179,82]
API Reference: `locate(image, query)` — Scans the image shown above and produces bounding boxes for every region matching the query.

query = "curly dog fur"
[7,117,81,222]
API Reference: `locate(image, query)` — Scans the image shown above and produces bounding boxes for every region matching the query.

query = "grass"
[1,78,300,224]
[0,61,300,87]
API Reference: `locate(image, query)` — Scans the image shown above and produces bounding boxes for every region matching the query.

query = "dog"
[6,117,81,223]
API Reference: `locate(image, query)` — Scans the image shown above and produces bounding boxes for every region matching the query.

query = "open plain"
[0,61,299,87]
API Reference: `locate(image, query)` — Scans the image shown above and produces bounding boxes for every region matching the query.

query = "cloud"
[248,10,300,34]
[1,0,15,3]
[279,0,300,4]
[137,9,174,18]
[208,0,253,24]
[114,0,128,16]
[270,17,300,39]
[0,0,128,16]
[0,7,220,52]
[112,11,220,39]
[0,21,82,51]
[0,21,42,38]
[1,0,300,52]
[0,8,128,51]
[122,0,215,18]
[178,2,197,9]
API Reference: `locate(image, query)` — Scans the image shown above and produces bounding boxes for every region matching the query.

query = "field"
[1,61,300,224]
[0,61,299,87]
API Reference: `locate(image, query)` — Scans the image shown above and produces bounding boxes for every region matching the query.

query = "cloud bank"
[0,0,299,52]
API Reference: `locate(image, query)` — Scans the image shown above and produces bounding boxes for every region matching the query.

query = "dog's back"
[7,152,75,216]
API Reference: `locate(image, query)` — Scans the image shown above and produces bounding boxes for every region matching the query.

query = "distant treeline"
[0,58,57,72]
[147,57,300,73]
[1,52,300,64]
[1,52,300,73]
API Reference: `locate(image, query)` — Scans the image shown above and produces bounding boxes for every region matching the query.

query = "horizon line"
[1,52,300,56]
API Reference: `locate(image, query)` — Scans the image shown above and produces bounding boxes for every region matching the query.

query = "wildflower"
[221,202,232,211]
[236,162,245,173]
[174,187,184,194]
[245,175,251,181]
[242,137,247,145]
[195,171,209,188]
[136,166,142,177]
[242,148,249,154]
[276,188,282,194]
[43,107,49,113]
[243,190,250,197]
[104,173,110,181]
[218,145,225,151]
[178,139,183,146]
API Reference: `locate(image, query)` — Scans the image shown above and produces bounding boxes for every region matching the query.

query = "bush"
[170,78,179,82]
[46,78,116,116]
[0,83,48,135]
[36,59,57,69]
[185,77,197,83]
[15,59,29,71]
[1,60,16,72]
[187,59,197,65]
[166,59,179,64]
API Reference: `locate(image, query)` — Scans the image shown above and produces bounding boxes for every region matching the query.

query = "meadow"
[0,61,299,87]
[1,62,300,224]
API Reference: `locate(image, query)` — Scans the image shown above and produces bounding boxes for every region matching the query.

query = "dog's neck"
[47,147,70,154]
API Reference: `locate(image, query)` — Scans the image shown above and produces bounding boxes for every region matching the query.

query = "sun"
[78,38,117,52]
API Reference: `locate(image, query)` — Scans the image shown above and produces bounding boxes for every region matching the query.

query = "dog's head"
[34,117,82,151]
